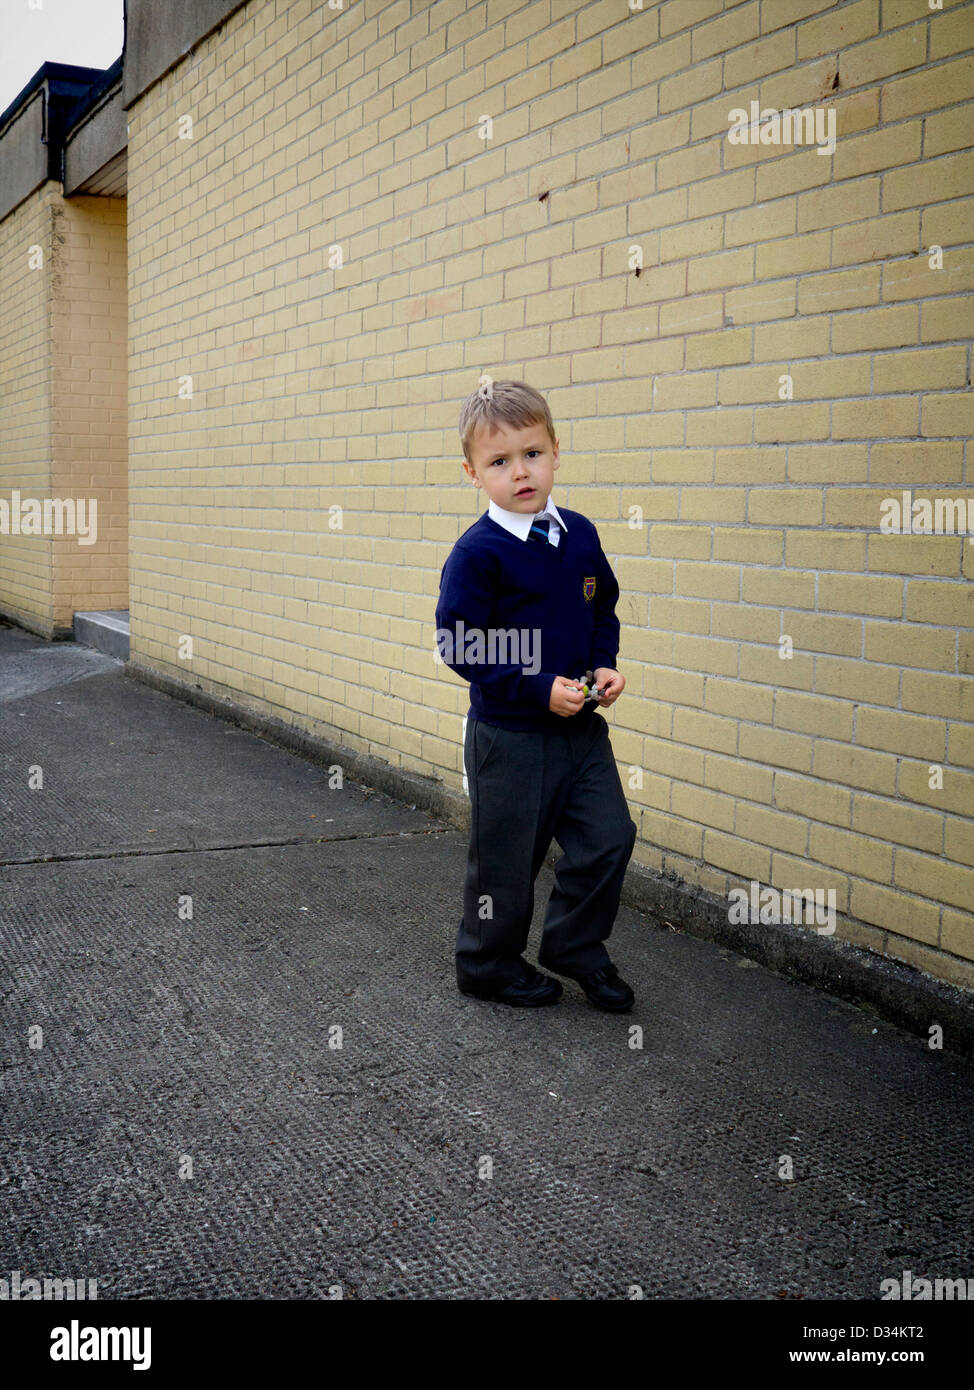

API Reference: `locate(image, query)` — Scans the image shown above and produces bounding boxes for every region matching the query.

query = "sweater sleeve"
[435,546,557,708]
[589,526,621,673]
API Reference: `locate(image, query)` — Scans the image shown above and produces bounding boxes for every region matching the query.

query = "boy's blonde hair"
[458,378,556,465]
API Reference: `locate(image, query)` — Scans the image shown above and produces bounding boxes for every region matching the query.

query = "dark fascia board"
[0,61,106,145]
[122,0,250,110]
[62,53,125,140]
[63,58,128,198]
[0,63,109,223]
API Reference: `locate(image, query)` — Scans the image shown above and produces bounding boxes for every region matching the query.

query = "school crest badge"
[583,576,596,602]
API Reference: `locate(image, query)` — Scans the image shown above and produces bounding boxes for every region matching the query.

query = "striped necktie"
[528,515,551,545]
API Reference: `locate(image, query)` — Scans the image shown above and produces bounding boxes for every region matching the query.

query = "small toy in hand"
[574,669,605,703]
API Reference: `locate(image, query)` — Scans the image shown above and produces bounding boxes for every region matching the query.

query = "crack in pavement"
[0,826,453,869]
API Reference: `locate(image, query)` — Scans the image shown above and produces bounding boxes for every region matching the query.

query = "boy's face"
[463,418,560,512]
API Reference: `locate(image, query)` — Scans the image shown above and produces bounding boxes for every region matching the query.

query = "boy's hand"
[593,667,625,706]
[548,676,587,717]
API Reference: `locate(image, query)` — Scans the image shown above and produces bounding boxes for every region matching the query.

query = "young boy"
[435,380,638,1011]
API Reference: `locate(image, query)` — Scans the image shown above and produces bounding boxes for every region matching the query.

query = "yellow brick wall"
[126,0,974,991]
[0,183,56,631]
[51,195,129,626]
[0,186,128,633]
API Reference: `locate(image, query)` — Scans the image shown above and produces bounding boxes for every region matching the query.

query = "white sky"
[0,0,124,115]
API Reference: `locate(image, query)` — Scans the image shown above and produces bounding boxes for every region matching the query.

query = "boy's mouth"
[515,487,535,496]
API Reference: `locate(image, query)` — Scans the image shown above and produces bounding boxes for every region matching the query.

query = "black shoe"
[556,962,635,1012]
[458,966,562,1007]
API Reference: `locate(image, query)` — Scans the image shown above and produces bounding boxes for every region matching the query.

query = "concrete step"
[72,609,130,661]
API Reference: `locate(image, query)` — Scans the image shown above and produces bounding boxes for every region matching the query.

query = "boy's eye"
[491,451,538,465]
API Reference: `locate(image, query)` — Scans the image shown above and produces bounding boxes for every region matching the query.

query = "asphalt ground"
[1,621,972,1299]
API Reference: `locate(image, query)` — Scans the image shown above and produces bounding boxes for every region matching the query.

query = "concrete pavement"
[1,618,972,1299]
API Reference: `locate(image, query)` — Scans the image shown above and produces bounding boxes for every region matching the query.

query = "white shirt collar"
[487,494,566,541]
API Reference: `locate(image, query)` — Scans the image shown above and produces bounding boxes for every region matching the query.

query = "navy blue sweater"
[435,507,621,732]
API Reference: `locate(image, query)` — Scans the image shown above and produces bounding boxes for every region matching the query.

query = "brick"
[725,196,797,245]
[755,229,831,278]
[866,533,964,577]
[632,31,692,85]
[921,294,974,342]
[740,724,813,772]
[787,612,864,657]
[659,0,722,40]
[737,801,808,853]
[851,880,941,945]
[692,2,761,61]
[945,816,974,868]
[726,278,797,325]
[894,848,974,913]
[881,53,974,121]
[659,292,724,336]
[686,410,755,446]
[809,822,893,883]
[715,527,785,564]
[850,795,944,856]
[659,58,723,114]
[681,488,748,522]
[798,264,881,313]
[754,403,830,441]
[672,711,739,756]
[903,670,974,720]
[686,326,753,369]
[905,577,974,626]
[741,569,816,608]
[813,740,899,794]
[688,167,756,218]
[925,105,974,158]
[899,757,974,819]
[922,195,974,250]
[930,5,974,59]
[724,29,797,88]
[653,372,717,409]
[711,602,781,643]
[658,142,723,191]
[831,303,919,352]
[687,246,754,293]
[873,346,968,392]
[789,450,872,489]
[787,532,869,573]
[632,110,692,161]
[817,573,904,618]
[865,704,949,764]
[831,210,920,267]
[942,910,974,964]
[921,393,974,437]
[798,175,879,230]
[842,21,928,85]
[832,397,919,438]
[865,620,956,670]
[796,0,880,61]
[754,316,831,359]
[775,771,852,826]
[754,146,832,202]
[630,187,688,233]
[760,0,837,32]
[885,149,974,210]
[833,120,923,181]
[815,657,901,706]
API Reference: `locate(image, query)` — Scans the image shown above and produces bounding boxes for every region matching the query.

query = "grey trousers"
[456,712,638,988]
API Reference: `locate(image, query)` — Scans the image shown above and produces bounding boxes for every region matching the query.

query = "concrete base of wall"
[73,609,130,660]
[126,658,974,1060]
